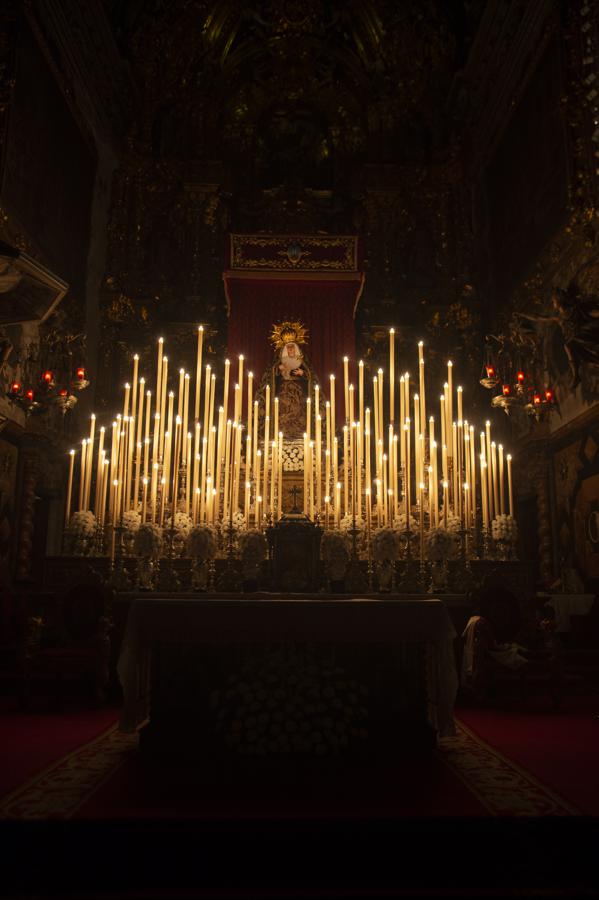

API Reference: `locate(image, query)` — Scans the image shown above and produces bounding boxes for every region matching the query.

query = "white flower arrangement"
[122,509,141,533]
[63,510,97,554]
[392,512,418,533]
[445,514,462,535]
[165,511,193,537]
[491,514,518,543]
[211,648,369,757]
[339,514,365,534]
[133,522,163,558]
[426,527,458,561]
[186,524,218,559]
[372,526,401,562]
[238,529,267,561]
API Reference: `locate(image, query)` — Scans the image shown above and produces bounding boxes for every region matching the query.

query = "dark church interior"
[1,1,599,897]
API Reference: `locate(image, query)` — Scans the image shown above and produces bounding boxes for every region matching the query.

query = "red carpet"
[456,691,599,816]
[0,696,118,798]
[2,693,597,819]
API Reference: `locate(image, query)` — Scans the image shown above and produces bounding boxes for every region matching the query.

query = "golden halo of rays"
[269,320,309,351]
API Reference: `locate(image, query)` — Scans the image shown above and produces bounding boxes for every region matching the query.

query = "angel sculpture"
[517,282,599,389]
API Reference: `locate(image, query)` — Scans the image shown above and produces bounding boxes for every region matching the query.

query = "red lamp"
[545,389,554,403]
[485,365,495,378]
[533,393,541,405]
[502,384,511,397]
[25,388,34,402]
[76,367,86,380]
[42,370,53,383]
[516,371,525,385]
[10,381,21,395]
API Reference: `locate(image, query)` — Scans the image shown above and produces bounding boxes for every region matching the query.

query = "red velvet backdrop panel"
[226,277,359,419]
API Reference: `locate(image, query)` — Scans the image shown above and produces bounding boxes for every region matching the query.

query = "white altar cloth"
[117,594,458,738]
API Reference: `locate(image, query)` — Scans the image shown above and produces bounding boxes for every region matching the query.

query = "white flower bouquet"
[133,522,163,558]
[445,514,463,535]
[165,511,193,538]
[491,514,518,543]
[392,512,418,533]
[238,529,267,561]
[64,510,97,555]
[282,440,304,472]
[426,527,458,561]
[372,526,401,562]
[186,524,218,559]
[122,509,141,533]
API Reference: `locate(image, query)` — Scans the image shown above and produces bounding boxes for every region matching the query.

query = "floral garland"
[211,648,369,757]
[133,522,163,558]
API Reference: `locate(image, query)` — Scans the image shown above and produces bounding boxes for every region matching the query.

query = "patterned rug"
[0,719,579,819]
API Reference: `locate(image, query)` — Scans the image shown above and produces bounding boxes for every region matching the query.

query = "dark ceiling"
[103,0,487,182]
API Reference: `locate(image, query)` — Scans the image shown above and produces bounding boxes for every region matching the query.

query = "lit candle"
[358,360,364,454]
[316,413,322,511]
[223,358,230,420]
[389,329,395,423]
[418,341,426,444]
[182,372,190,463]
[333,436,339,516]
[470,425,476,527]
[159,356,168,455]
[507,454,514,518]
[222,419,233,521]
[440,394,446,452]
[457,385,463,425]
[399,375,405,467]
[202,365,211,458]
[236,355,244,423]
[123,382,130,421]
[365,408,371,497]
[349,384,354,432]
[65,449,75,526]
[343,357,349,422]
[373,376,379,467]
[335,482,341,527]
[177,368,185,420]
[100,458,109,526]
[404,422,411,525]
[447,362,453,456]
[155,336,164,415]
[247,371,253,442]
[278,432,283,520]
[498,444,505,516]
[172,416,182,518]
[244,479,251,524]
[329,374,336,435]
[94,425,105,514]
[485,421,493,520]
[194,326,204,422]
[377,369,383,446]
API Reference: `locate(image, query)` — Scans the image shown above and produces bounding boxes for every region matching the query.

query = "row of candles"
[64,328,515,541]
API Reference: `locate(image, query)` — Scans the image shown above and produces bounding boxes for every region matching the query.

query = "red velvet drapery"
[225,276,363,417]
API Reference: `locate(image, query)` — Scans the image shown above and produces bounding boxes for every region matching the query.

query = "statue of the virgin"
[257,320,321,440]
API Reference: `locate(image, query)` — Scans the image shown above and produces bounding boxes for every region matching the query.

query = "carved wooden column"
[15,438,39,581]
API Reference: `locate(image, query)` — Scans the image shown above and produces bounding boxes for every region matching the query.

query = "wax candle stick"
[306,397,311,446]
[419,481,425,562]
[156,336,163,413]
[470,425,476,527]
[382,453,388,524]
[431,440,438,527]
[200,436,208,521]
[333,436,339,516]
[195,326,204,421]
[447,362,453,455]
[389,329,395,423]
[457,385,463,425]
[440,394,446,452]
[377,369,383,445]
[498,444,505,516]
[182,373,190,462]
[215,407,225,518]
[359,360,364,452]
[244,479,250,524]
[85,414,96,510]
[65,449,75,526]
[507,454,514,518]
[273,397,279,449]
[491,440,499,520]
[485,421,493,519]
[278,432,283,520]
[405,421,411,524]
[100,458,109,527]
[443,480,448,529]
[343,357,349,422]
[418,342,426,449]
[252,400,259,479]
[343,425,349,517]
[316,413,322,512]
[79,439,87,511]
[136,378,145,456]
[159,356,168,456]
[94,425,105,514]
[222,421,232,519]
[141,477,148,522]
[399,375,405,466]
[365,408,371,494]
[131,353,139,423]
[123,382,130,422]
[335,482,341,527]
[236,355,244,424]
[177,368,185,421]
[172,416,182,517]
[373,376,379,467]
[247,371,253,441]
[349,384,354,432]
[329,374,335,434]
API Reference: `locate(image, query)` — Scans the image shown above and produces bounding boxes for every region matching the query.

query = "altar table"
[118,595,458,752]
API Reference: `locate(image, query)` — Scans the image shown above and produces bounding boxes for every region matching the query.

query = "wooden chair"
[21,582,113,707]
